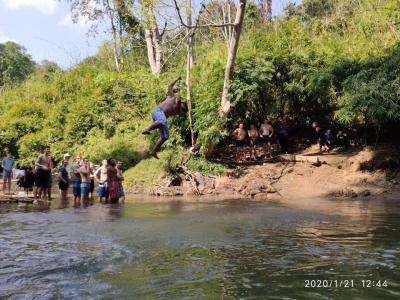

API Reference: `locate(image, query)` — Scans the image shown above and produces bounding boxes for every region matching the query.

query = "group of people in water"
[1,146,125,207]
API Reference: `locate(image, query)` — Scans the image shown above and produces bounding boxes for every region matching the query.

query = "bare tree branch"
[172,0,236,28]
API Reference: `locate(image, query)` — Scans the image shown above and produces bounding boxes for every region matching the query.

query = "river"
[0,196,399,299]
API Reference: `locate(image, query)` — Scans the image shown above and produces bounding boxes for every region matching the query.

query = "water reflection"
[0,197,399,299]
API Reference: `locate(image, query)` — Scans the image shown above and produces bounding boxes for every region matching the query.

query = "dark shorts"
[249,139,258,146]
[235,139,247,147]
[36,169,50,188]
[90,179,95,193]
[260,136,271,144]
[3,170,12,180]
[152,107,169,140]
[110,197,119,204]
[73,180,81,197]
[58,181,69,191]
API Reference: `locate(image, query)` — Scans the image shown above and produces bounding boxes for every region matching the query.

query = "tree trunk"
[104,0,122,72]
[220,0,247,117]
[186,0,194,145]
[142,1,163,75]
[260,0,272,24]
[144,28,158,74]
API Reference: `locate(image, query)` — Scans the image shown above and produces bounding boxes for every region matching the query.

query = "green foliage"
[0,42,36,87]
[1,0,400,185]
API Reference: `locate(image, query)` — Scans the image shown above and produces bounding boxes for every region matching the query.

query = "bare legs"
[2,176,11,194]
[142,122,167,159]
[142,122,162,135]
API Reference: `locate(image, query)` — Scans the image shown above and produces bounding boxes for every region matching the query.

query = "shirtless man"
[79,158,91,207]
[231,123,247,161]
[248,124,259,160]
[142,76,188,159]
[35,146,52,200]
[259,120,274,158]
[94,159,108,203]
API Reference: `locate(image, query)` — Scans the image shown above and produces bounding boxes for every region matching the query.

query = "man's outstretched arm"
[167,75,182,96]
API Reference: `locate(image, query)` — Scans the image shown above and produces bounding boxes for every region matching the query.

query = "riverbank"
[126,145,400,202]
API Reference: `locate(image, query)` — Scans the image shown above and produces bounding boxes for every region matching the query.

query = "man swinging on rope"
[142,76,188,159]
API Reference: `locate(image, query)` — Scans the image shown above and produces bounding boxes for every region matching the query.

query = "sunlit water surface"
[1,196,400,299]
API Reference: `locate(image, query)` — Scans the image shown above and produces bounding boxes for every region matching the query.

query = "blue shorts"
[73,181,81,197]
[151,107,169,140]
[98,182,108,197]
[81,182,90,197]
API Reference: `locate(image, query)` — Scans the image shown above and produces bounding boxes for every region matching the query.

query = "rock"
[331,188,358,198]
[359,189,371,197]
[168,174,183,187]
[254,193,269,200]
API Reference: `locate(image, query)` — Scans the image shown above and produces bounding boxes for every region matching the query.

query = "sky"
[0,0,301,69]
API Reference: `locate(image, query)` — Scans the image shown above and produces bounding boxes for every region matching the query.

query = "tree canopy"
[1,0,400,166]
[0,42,36,87]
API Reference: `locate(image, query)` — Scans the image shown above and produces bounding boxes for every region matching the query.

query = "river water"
[1,196,399,299]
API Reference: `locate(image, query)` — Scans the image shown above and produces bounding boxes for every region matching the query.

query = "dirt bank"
[128,145,400,201]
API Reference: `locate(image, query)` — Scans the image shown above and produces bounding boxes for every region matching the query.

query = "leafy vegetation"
[1,0,400,187]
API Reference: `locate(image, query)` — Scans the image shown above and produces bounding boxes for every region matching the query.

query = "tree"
[141,0,165,75]
[220,0,247,116]
[0,42,36,87]
[174,0,247,116]
[259,0,272,24]
[67,0,142,72]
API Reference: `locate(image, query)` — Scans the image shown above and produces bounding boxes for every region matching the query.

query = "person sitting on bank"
[259,120,274,158]
[336,130,349,148]
[142,76,188,159]
[248,124,259,160]
[231,123,247,161]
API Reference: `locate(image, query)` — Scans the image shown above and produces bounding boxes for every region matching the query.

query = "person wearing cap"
[62,153,72,179]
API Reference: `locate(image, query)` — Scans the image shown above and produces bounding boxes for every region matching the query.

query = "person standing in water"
[2,151,15,195]
[89,162,95,205]
[142,76,188,159]
[94,159,109,203]
[79,158,91,207]
[71,156,82,206]
[107,159,121,204]
[35,146,52,200]
[58,160,69,204]
[116,161,125,203]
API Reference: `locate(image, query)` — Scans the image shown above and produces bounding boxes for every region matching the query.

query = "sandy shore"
[127,145,400,203]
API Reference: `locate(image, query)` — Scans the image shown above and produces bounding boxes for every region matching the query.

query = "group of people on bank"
[229,119,349,162]
[1,146,125,206]
[230,120,290,161]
